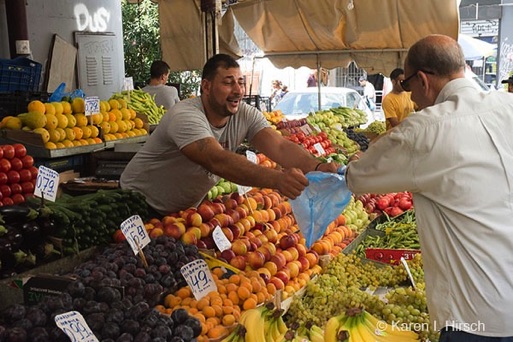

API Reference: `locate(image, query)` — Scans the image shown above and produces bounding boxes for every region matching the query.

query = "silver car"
[273,87,375,126]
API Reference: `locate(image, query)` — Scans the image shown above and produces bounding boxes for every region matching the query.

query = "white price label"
[313,142,325,156]
[212,226,232,252]
[124,77,134,91]
[55,311,99,342]
[84,96,100,116]
[236,185,252,195]
[181,259,217,300]
[300,125,311,135]
[120,215,150,255]
[313,125,322,132]
[34,166,59,202]
[245,150,258,164]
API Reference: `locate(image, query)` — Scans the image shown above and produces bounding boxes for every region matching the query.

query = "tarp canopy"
[458,34,496,60]
[159,0,460,75]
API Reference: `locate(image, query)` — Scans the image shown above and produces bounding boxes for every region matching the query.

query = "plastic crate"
[0,91,50,119]
[0,57,42,93]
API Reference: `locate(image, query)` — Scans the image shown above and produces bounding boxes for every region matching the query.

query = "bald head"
[405,34,466,78]
[404,35,466,110]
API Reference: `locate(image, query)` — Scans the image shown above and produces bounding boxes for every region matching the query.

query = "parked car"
[273,87,375,126]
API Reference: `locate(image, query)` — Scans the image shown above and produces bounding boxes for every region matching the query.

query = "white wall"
[0,0,124,92]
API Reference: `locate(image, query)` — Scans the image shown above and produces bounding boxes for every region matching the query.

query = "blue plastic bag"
[48,82,85,102]
[289,168,352,248]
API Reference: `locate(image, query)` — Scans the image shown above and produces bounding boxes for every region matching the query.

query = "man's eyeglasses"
[400,70,435,92]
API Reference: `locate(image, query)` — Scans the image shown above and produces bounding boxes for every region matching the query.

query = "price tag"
[237,185,252,195]
[245,150,258,164]
[124,77,134,91]
[313,125,322,133]
[300,125,311,135]
[212,226,232,252]
[313,142,326,156]
[34,166,59,202]
[84,96,100,116]
[55,311,99,342]
[120,215,150,255]
[180,259,217,300]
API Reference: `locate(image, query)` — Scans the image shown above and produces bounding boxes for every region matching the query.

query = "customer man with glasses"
[345,34,513,341]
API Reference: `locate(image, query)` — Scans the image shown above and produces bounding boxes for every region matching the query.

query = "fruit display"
[276,118,309,135]
[0,236,202,341]
[356,120,386,136]
[263,110,286,130]
[306,107,367,130]
[110,89,167,124]
[0,143,37,206]
[324,307,419,342]
[284,131,336,157]
[285,252,438,341]
[340,195,371,232]
[344,128,370,151]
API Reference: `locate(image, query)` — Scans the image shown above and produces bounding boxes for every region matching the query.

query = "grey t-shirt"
[120,97,269,214]
[142,84,180,110]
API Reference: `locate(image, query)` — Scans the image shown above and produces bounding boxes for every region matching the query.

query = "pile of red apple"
[0,143,37,206]
[284,131,336,157]
[357,191,413,217]
[276,118,308,131]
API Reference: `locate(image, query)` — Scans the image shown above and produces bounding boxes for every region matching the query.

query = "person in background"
[121,54,339,215]
[359,76,376,113]
[142,60,180,110]
[279,85,289,99]
[345,34,513,341]
[269,80,283,108]
[307,70,318,87]
[382,68,417,130]
[501,75,513,93]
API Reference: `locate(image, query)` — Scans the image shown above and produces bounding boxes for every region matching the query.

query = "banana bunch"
[223,304,289,342]
[295,322,325,342]
[325,308,420,342]
[111,90,166,124]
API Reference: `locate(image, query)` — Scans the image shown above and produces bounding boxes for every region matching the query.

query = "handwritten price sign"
[85,96,100,116]
[120,215,150,255]
[55,311,98,342]
[34,166,59,202]
[181,259,217,300]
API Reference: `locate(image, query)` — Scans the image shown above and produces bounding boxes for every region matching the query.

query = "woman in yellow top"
[382,68,417,130]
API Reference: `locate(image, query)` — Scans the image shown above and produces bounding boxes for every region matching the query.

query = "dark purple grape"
[101,322,120,340]
[48,326,69,342]
[134,268,146,278]
[116,333,134,342]
[144,274,156,283]
[2,303,26,323]
[28,326,50,342]
[169,337,185,342]
[121,319,140,335]
[73,297,88,311]
[97,287,121,303]
[173,325,194,341]
[105,309,124,324]
[25,307,47,327]
[84,287,96,300]
[171,308,189,325]
[151,325,172,340]
[158,264,171,274]
[126,302,150,320]
[184,317,202,337]
[86,312,105,332]
[123,264,136,274]
[4,327,28,341]
[66,281,85,298]
[13,318,32,331]
[141,311,160,328]
[133,331,151,342]
[83,301,103,314]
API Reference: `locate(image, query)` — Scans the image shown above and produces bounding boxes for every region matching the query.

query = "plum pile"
[0,236,203,341]
[344,128,369,151]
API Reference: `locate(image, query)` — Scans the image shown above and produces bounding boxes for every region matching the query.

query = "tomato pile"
[0,144,37,205]
[357,191,413,217]
[285,131,336,157]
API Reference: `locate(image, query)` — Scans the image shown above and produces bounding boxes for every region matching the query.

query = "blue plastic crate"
[0,57,42,93]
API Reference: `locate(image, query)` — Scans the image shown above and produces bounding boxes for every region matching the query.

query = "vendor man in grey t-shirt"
[142,60,180,110]
[121,54,339,215]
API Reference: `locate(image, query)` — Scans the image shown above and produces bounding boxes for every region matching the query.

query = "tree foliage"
[121,0,200,98]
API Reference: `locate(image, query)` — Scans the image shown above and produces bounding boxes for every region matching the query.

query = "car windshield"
[276,92,347,116]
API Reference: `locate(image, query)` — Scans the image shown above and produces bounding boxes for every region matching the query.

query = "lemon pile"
[0,98,148,150]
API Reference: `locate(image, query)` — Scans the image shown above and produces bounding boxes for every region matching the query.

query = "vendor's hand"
[348,151,363,163]
[276,168,309,199]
